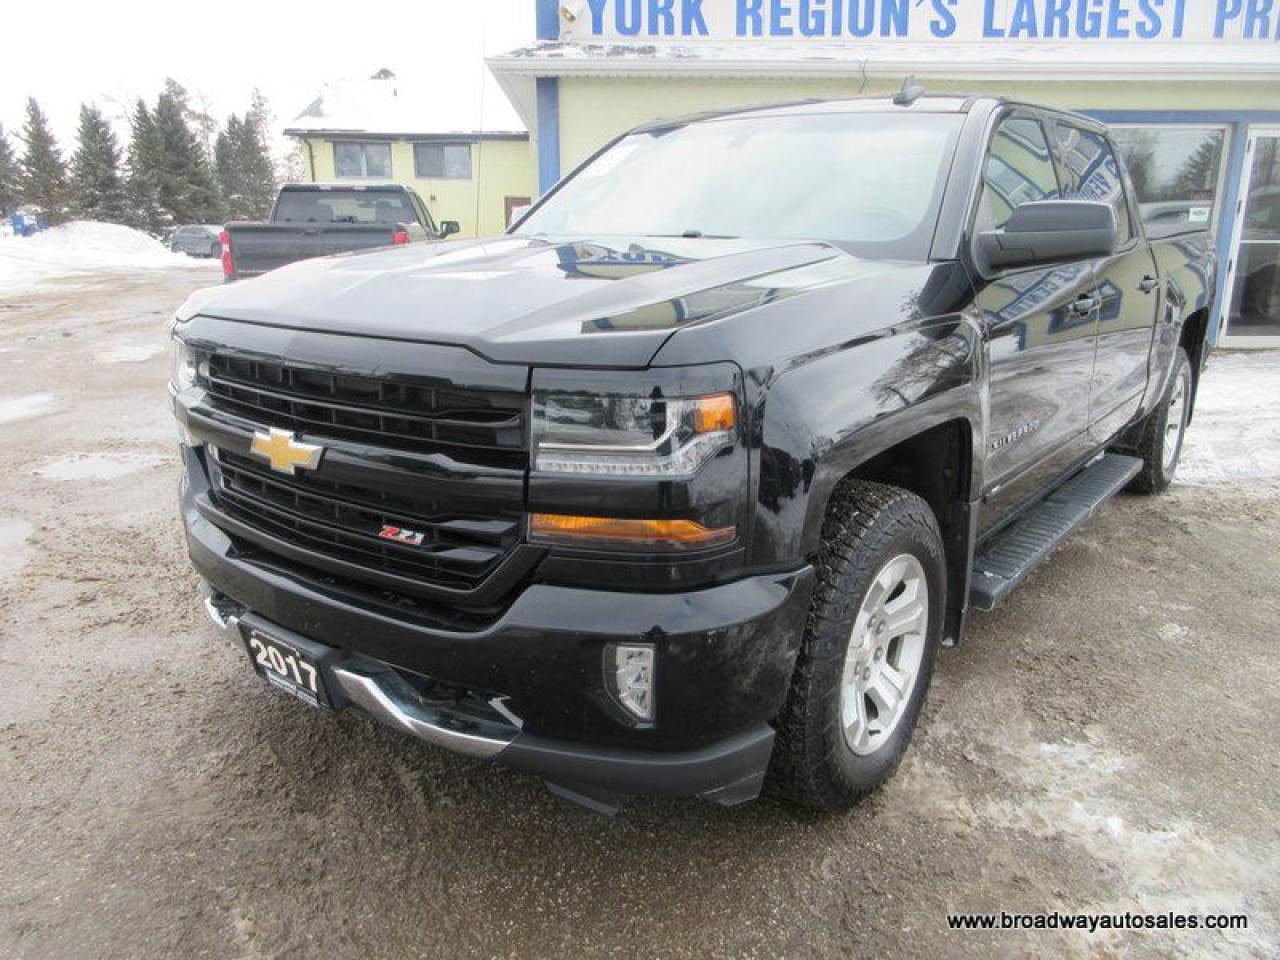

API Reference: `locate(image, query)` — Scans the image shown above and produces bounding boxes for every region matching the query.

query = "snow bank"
[1178,350,1280,488]
[0,221,213,296]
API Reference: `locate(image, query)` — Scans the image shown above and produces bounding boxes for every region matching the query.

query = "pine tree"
[17,98,68,223]
[0,125,19,217]
[1170,138,1223,201]
[240,90,279,218]
[69,104,129,222]
[125,99,165,234]
[214,115,249,219]
[151,80,221,223]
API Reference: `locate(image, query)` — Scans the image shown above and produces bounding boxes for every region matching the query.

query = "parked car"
[220,183,457,282]
[170,224,224,258]
[170,95,1214,814]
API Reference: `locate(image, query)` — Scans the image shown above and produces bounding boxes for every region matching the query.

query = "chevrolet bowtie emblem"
[249,428,325,475]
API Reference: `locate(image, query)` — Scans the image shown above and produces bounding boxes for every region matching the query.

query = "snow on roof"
[285,75,526,139]
[489,38,1280,77]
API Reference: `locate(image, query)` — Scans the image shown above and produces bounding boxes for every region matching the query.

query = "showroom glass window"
[415,143,472,179]
[334,142,392,178]
[1109,126,1226,238]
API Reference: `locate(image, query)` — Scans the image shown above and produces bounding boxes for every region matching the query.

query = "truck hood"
[178,235,857,367]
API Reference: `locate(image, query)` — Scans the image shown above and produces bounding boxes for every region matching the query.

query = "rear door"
[1049,119,1161,442]
[972,110,1102,538]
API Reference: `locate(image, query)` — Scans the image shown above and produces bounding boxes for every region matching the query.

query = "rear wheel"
[1126,347,1191,494]
[770,481,945,812]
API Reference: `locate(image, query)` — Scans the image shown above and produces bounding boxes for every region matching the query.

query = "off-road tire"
[769,480,945,813]
[1125,347,1191,494]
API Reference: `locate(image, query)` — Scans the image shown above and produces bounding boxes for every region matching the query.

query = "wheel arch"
[801,405,981,647]
[1178,306,1210,425]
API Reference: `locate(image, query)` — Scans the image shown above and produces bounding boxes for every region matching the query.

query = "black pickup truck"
[219,183,459,282]
[171,95,1214,813]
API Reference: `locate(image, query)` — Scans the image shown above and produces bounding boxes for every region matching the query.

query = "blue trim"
[1087,110,1280,124]
[536,0,559,40]
[1084,109,1280,345]
[1212,123,1251,344]
[536,76,561,195]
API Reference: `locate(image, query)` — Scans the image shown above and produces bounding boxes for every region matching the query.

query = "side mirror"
[978,200,1117,272]
[439,220,461,238]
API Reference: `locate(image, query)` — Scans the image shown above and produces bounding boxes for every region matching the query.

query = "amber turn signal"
[530,514,736,551]
[692,392,736,434]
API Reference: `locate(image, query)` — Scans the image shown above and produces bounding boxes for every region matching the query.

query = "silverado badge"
[249,428,325,476]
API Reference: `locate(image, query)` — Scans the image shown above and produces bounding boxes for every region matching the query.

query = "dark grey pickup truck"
[174,94,1215,814]
[220,183,459,282]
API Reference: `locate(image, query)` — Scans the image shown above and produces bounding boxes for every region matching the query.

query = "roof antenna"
[893,75,924,106]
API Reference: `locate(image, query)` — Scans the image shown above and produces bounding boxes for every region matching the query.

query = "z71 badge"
[378,525,426,546]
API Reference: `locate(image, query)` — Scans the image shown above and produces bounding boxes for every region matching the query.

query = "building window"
[334,142,392,179]
[1109,126,1226,239]
[414,143,472,180]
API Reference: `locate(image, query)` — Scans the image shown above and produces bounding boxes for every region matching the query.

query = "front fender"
[747,314,984,567]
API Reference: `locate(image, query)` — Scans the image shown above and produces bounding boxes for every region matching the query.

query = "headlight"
[533,391,736,477]
[170,336,197,393]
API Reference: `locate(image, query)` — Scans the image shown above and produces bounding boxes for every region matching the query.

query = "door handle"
[1069,296,1099,316]
[1138,275,1159,294]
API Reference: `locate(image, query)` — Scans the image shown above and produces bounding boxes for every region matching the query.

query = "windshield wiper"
[650,230,738,239]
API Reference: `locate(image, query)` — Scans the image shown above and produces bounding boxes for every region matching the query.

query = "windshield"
[516,111,963,258]
[274,191,412,224]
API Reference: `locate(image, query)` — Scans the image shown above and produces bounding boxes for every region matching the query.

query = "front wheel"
[770,481,945,812]
[1126,347,1191,494]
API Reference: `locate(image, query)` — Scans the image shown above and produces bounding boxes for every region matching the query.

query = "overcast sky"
[0,0,534,152]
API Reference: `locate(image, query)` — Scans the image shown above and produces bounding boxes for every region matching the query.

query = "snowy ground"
[0,221,216,297]
[1179,350,1280,488]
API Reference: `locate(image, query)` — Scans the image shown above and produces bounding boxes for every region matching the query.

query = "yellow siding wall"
[300,137,535,237]
[557,76,1280,173]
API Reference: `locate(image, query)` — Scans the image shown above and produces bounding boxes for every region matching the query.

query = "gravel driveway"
[1,270,1277,960]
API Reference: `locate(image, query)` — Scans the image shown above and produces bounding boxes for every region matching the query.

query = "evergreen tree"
[17,98,68,223]
[0,125,19,217]
[240,90,279,218]
[69,104,128,222]
[125,99,166,234]
[151,80,221,223]
[214,115,249,219]
[1170,137,1223,201]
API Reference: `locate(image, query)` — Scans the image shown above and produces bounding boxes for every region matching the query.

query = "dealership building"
[487,0,1280,345]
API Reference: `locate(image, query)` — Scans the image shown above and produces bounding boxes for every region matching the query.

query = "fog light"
[611,643,655,722]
